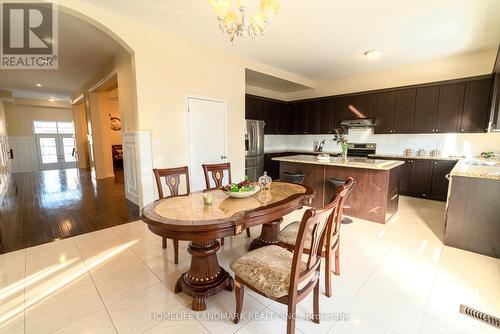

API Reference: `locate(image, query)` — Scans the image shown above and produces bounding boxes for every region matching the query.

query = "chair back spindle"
[289,196,341,295]
[153,166,190,199]
[202,163,231,189]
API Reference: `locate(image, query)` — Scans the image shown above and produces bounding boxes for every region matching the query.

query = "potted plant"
[333,128,349,161]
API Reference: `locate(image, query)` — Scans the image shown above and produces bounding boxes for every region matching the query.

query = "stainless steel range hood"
[340,118,376,128]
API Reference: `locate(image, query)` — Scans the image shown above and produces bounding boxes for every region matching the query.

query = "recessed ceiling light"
[364,49,383,59]
[47,97,56,102]
[36,83,42,87]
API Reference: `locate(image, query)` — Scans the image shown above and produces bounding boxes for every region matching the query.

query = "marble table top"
[151,182,307,223]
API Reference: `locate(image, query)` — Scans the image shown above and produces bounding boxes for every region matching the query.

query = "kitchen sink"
[464,160,499,166]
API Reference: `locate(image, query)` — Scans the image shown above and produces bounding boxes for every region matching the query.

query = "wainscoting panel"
[122,131,154,209]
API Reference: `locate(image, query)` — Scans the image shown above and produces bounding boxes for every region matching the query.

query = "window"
[57,122,75,134]
[34,121,75,135]
[33,121,58,134]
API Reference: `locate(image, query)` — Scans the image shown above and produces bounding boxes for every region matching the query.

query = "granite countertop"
[368,154,462,161]
[450,158,500,180]
[265,149,341,155]
[272,154,404,171]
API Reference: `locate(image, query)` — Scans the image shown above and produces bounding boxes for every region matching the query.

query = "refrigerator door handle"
[251,122,256,153]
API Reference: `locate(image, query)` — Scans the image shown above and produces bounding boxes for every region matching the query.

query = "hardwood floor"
[0,168,139,254]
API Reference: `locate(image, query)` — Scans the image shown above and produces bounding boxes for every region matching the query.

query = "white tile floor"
[0,196,499,334]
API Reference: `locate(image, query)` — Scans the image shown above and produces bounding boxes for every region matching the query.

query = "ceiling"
[0,11,124,101]
[81,0,500,82]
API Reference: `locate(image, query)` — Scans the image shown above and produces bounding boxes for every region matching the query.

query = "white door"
[36,134,77,170]
[188,97,227,192]
[59,135,77,168]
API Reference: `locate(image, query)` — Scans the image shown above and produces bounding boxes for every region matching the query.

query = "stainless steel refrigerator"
[245,120,265,181]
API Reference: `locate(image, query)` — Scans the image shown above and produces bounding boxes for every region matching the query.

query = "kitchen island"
[273,155,404,224]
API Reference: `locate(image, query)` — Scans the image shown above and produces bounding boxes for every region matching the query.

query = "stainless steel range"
[346,143,376,157]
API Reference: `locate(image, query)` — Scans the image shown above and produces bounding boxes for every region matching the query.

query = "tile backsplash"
[265,128,500,157]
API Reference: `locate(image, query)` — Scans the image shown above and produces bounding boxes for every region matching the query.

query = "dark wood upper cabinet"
[344,93,376,119]
[305,101,320,134]
[436,82,465,133]
[375,91,395,134]
[414,86,440,133]
[292,102,307,134]
[245,95,286,134]
[246,75,491,136]
[317,98,334,134]
[332,96,348,129]
[394,89,416,133]
[460,78,491,133]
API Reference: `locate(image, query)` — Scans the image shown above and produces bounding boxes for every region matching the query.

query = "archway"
[0,2,144,253]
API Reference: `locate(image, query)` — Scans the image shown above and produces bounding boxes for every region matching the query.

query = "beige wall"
[72,50,137,134]
[72,102,89,168]
[105,89,122,146]
[286,49,497,100]
[0,101,6,136]
[4,99,73,137]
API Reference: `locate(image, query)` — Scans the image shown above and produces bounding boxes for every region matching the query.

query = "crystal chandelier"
[209,0,280,44]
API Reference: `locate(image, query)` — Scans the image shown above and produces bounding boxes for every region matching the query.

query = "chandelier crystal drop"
[209,0,280,44]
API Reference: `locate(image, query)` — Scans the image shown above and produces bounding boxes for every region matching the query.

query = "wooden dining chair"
[277,177,354,297]
[231,197,341,334]
[202,163,251,241]
[153,166,191,264]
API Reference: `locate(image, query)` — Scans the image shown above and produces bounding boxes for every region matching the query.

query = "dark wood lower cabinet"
[376,157,457,201]
[399,160,411,194]
[407,160,432,198]
[429,160,456,200]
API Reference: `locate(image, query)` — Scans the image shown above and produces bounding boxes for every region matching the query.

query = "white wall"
[265,130,500,158]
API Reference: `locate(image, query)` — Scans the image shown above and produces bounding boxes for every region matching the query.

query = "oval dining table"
[141,181,314,311]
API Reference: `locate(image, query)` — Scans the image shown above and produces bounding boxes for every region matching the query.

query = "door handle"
[221,155,227,159]
[9,149,13,159]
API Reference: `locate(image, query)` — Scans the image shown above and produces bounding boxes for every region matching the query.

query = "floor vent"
[460,304,500,329]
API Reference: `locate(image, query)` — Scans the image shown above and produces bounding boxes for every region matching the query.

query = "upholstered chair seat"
[230,245,316,299]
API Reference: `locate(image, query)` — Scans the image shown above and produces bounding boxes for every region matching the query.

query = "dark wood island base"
[278,158,403,224]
